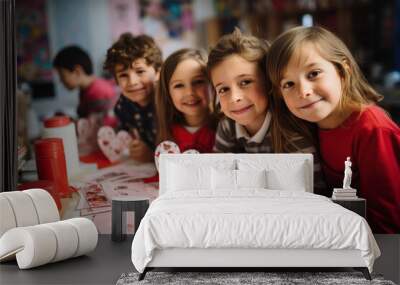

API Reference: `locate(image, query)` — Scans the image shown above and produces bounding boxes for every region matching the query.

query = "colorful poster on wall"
[108,0,198,57]
[16,0,52,81]
[108,0,143,41]
[141,0,197,57]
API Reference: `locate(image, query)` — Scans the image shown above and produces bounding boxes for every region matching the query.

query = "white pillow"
[167,162,211,191]
[211,168,236,190]
[266,165,307,191]
[237,159,308,191]
[211,169,267,190]
[236,169,267,188]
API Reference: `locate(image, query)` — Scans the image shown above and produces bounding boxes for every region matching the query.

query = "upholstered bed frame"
[138,154,372,280]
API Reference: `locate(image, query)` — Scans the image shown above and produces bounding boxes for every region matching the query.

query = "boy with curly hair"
[104,33,162,162]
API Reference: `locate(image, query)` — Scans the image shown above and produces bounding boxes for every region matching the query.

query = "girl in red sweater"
[267,26,400,234]
[155,49,216,153]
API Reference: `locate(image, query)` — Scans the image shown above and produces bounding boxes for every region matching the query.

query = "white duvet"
[131,190,380,273]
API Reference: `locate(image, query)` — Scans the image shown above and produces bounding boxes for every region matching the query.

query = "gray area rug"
[116,271,396,285]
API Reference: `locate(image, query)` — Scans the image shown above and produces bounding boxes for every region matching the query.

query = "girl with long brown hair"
[155,48,216,153]
[267,26,400,234]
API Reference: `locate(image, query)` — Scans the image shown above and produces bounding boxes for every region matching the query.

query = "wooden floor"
[0,235,134,285]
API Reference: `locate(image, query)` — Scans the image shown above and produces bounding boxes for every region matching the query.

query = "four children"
[53,26,399,234]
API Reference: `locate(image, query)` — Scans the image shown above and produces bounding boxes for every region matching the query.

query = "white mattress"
[131,190,380,273]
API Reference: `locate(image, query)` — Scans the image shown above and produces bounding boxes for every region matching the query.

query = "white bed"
[131,154,380,280]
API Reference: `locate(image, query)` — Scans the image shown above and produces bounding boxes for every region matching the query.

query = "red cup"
[17,180,62,210]
[34,138,71,198]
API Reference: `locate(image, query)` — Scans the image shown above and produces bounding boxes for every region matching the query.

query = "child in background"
[53,46,117,123]
[208,28,327,194]
[104,33,162,162]
[156,49,215,153]
[267,26,400,233]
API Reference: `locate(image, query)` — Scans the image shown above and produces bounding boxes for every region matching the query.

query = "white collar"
[235,111,271,143]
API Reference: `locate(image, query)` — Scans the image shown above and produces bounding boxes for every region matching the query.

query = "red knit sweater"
[319,105,400,233]
[171,124,215,153]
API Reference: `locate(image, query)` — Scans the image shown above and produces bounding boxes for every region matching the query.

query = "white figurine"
[343,157,353,189]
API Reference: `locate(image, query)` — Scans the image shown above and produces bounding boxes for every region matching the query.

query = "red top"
[171,124,215,153]
[319,105,400,233]
[44,116,70,128]
[78,78,117,118]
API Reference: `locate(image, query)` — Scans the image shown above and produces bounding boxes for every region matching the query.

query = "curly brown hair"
[104,33,162,76]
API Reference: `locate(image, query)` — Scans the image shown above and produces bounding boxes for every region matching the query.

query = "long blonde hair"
[155,48,215,144]
[267,26,383,151]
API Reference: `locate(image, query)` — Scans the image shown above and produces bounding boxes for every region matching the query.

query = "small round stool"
[111,197,149,242]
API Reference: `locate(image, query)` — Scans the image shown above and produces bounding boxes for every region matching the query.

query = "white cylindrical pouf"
[0,226,57,269]
[42,116,80,179]
[64,218,98,257]
[23,189,60,224]
[42,221,79,262]
[1,192,39,227]
[0,196,17,237]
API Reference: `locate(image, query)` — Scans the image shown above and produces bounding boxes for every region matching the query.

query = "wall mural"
[16,0,52,82]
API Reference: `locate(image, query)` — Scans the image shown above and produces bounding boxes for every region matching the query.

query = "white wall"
[31,0,112,119]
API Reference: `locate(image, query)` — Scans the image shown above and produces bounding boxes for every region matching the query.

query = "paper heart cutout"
[182,149,199,154]
[97,126,133,163]
[154,141,200,171]
[154,141,180,171]
[77,114,102,155]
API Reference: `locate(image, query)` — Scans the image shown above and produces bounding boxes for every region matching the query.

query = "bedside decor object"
[343,157,353,189]
[112,197,149,242]
[42,116,80,179]
[332,157,358,200]
[0,189,98,269]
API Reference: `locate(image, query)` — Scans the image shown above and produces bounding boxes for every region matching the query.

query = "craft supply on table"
[42,116,80,179]
[34,138,76,198]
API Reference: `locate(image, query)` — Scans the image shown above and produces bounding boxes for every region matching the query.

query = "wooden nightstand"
[331,198,366,219]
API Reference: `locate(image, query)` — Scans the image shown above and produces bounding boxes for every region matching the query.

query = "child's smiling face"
[211,54,268,135]
[168,58,209,126]
[280,43,345,129]
[115,58,158,107]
